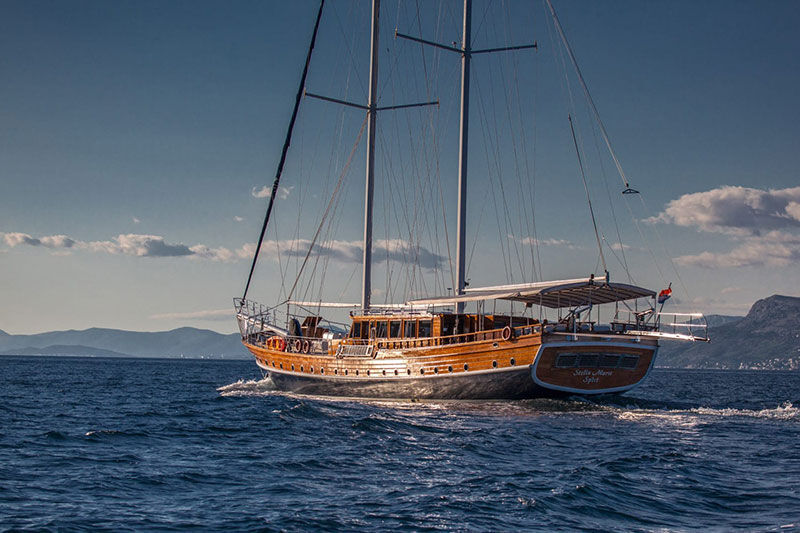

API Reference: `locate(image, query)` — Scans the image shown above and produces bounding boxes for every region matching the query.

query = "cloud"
[86,234,193,257]
[648,185,800,236]
[721,286,743,295]
[650,185,800,269]
[251,185,293,200]
[234,216,244,222]
[149,308,231,320]
[1,231,446,269]
[517,236,576,248]
[3,231,211,259]
[2,232,76,249]
[133,217,141,224]
[675,230,800,268]
[248,238,446,270]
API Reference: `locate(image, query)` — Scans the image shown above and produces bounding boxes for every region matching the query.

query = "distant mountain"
[699,314,743,328]
[2,345,132,358]
[0,327,249,359]
[658,295,800,370]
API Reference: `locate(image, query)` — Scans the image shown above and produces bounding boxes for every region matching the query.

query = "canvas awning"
[407,279,655,309]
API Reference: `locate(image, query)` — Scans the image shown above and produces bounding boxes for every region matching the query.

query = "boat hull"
[245,335,657,400]
[260,364,545,400]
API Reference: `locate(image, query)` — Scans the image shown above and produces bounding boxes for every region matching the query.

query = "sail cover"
[407,280,655,309]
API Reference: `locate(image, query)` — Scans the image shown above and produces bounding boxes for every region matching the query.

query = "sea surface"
[1,356,799,532]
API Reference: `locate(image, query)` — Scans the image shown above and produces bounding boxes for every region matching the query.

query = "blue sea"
[1,356,798,532]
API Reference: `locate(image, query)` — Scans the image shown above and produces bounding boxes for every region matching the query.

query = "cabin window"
[351,321,362,338]
[554,354,577,368]
[600,354,620,368]
[554,352,640,370]
[389,320,401,338]
[404,320,416,338]
[375,321,388,339]
[418,320,432,337]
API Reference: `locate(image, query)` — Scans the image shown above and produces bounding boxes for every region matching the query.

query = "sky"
[1,0,799,334]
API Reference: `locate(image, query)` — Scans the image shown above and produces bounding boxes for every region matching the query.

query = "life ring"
[267,336,286,352]
[302,340,311,354]
[501,326,512,341]
[293,339,302,353]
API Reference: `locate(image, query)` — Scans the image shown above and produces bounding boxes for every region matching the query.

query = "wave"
[614,402,798,424]
[217,377,277,396]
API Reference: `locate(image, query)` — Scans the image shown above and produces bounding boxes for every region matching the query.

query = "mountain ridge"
[658,294,800,370]
[0,326,249,359]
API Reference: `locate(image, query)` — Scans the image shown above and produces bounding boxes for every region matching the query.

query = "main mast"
[455,0,472,314]
[361,0,380,310]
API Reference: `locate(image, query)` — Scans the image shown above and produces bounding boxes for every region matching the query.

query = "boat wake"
[611,401,798,426]
[217,377,277,397]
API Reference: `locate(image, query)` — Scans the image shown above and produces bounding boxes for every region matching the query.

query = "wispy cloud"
[1,231,446,269]
[241,238,446,269]
[251,185,293,200]
[517,236,576,248]
[3,232,76,249]
[234,216,244,222]
[132,217,141,224]
[149,308,231,320]
[675,230,800,268]
[4,232,202,259]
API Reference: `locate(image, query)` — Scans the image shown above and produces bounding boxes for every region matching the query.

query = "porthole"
[464,364,469,371]
[434,367,439,374]
[310,366,314,373]
[300,365,304,372]
[366,370,370,376]
[320,368,324,374]
[345,369,348,375]
[280,363,283,369]
[407,369,411,375]
[355,370,359,376]
[334,368,338,375]
[510,358,516,366]
[394,369,399,376]
[448,365,453,373]
[291,364,295,371]
[420,369,425,375]
[382,370,386,376]
[492,360,498,368]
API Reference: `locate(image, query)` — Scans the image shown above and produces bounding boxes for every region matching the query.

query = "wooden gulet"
[234,0,709,400]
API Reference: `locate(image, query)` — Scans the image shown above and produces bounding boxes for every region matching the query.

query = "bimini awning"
[406,278,655,309]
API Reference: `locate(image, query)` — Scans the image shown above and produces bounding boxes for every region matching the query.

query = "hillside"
[658,295,800,370]
[0,327,249,359]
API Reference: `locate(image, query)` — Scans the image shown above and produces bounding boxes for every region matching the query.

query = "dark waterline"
[1,356,798,531]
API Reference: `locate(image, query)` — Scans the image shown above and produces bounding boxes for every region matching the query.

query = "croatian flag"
[657,285,672,304]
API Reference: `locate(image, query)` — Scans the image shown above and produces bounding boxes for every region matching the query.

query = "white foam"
[217,377,277,396]
[614,402,798,425]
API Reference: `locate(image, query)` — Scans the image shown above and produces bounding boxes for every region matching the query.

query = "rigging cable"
[242,0,326,300]
[544,0,634,193]
[569,114,607,273]
[285,115,369,303]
